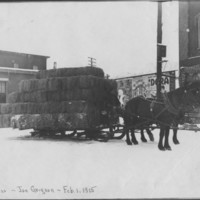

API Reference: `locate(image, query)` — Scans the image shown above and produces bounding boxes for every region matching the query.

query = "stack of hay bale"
[8,66,118,132]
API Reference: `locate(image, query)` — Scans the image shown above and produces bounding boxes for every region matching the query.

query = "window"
[0,81,6,93]
[0,81,6,103]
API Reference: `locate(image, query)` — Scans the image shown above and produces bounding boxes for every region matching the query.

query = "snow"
[0,128,200,199]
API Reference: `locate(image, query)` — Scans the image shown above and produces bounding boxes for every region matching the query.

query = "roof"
[0,50,50,59]
[0,66,38,75]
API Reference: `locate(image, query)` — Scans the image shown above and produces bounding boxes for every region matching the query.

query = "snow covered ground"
[0,128,200,199]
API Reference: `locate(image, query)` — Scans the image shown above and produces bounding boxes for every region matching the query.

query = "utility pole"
[157,1,163,100]
[88,57,96,67]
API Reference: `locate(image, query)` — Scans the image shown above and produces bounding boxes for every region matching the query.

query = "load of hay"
[9,66,118,132]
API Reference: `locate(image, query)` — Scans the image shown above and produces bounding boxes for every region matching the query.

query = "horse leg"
[172,128,179,144]
[125,127,132,145]
[131,128,138,145]
[146,128,154,141]
[140,128,147,142]
[158,127,165,151]
[164,126,172,150]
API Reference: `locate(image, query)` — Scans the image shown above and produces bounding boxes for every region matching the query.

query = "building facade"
[179,1,200,85]
[0,50,49,103]
[179,1,200,123]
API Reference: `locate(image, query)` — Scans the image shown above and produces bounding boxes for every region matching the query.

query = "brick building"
[179,1,200,85]
[0,50,49,103]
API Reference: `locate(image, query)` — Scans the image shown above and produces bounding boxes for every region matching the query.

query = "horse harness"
[124,86,200,129]
[131,93,183,128]
[149,93,179,119]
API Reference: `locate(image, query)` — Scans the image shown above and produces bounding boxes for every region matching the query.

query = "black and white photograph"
[0,0,200,199]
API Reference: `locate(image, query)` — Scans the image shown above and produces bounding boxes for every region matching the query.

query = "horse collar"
[163,93,179,116]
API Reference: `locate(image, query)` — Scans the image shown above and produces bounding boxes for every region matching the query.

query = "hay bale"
[7,92,21,103]
[19,79,48,92]
[38,79,48,91]
[11,114,38,130]
[0,114,11,128]
[11,109,102,130]
[36,66,105,79]
[11,101,96,115]
[47,78,62,91]
[60,89,94,102]
[34,114,57,130]
[12,103,25,114]
[23,91,47,103]
[11,114,59,130]
[0,103,12,114]
[11,103,39,114]
[41,102,61,113]
[57,113,90,130]
[28,103,41,114]
[47,91,61,102]
[17,76,118,97]
[60,100,97,113]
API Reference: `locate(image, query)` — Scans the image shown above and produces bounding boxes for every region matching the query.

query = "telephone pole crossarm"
[88,57,96,67]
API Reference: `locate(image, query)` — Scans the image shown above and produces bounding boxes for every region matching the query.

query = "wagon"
[10,103,125,141]
[8,66,125,141]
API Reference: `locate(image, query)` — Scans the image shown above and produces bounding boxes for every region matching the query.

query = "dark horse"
[123,82,200,151]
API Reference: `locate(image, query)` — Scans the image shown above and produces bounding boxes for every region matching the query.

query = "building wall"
[0,51,48,70]
[7,72,36,94]
[179,1,189,61]
[179,1,200,61]
[0,50,48,103]
[179,1,200,86]
[0,70,36,103]
[188,1,200,57]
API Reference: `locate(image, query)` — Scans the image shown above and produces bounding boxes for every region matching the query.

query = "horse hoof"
[158,146,165,151]
[141,138,147,143]
[132,141,138,145]
[165,146,172,151]
[150,137,154,142]
[126,141,132,145]
[173,140,180,145]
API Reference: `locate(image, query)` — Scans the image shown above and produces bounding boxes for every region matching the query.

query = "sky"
[0,1,178,78]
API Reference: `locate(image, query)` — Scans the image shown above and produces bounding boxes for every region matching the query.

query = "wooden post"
[157,2,162,100]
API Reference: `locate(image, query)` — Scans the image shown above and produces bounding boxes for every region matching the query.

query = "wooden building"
[179,1,200,85]
[0,50,49,103]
